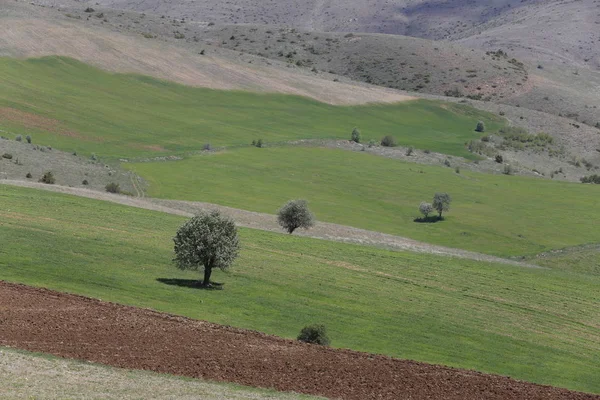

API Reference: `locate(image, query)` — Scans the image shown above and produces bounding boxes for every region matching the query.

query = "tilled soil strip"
[0,282,596,400]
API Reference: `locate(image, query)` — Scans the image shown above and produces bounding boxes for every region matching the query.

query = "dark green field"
[1,185,598,394]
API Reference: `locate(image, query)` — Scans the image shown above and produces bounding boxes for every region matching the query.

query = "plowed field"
[0,281,597,400]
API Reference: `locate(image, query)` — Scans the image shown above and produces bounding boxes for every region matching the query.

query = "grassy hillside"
[0,184,598,393]
[128,146,600,257]
[0,56,503,159]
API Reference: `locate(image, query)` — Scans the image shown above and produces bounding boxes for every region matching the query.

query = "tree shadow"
[156,278,224,290]
[413,216,444,223]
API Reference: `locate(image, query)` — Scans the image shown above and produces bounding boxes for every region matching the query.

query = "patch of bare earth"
[0,282,597,400]
[0,348,318,400]
[0,179,538,268]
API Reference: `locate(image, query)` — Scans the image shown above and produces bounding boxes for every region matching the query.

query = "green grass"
[531,245,600,276]
[0,185,598,394]
[0,56,503,159]
[127,146,600,257]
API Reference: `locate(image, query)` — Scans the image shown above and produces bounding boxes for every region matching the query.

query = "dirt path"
[0,179,539,268]
[0,281,596,400]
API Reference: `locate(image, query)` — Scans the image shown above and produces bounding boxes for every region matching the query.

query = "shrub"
[91,153,98,161]
[475,121,485,132]
[82,179,89,185]
[503,165,513,175]
[15,135,22,142]
[444,159,451,167]
[84,7,95,12]
[203,143,212,151]
[26,172,32,179]
[2,153,12,159]
[277,199,315,234]
[495,154,503,163]
[39,171,56,184]
[368,139,376,148]
[255,139,263,148]
[105,182,121,193]
[297,324,330,346]
[26,135,32,144]
[424,149,431,154]
[455,166,460,174]
[406,146,414,156]
[380,135,396,147]
[351,127,361,143]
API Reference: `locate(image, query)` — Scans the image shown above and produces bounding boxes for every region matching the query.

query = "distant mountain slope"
[0,1,410,105]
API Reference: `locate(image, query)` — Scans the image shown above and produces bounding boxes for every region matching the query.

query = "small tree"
[173,210,240,287]
[381,135,396,147]
[475,121,485,132]
[432,192,451,219]
[277,199,315,234]
[351,127,361,143]
[419,202,433,218]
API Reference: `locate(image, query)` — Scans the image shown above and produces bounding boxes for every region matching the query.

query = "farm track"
[0,179,539,268]
[0,281,597,400]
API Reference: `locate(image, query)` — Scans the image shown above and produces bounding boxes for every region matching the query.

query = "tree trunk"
[438,211,443,219]
[203,266,212,286]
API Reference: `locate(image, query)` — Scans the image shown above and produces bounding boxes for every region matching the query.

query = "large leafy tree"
[173,210,240,287]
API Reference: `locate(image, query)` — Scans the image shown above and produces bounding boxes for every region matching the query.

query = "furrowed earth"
[1,282,598,400]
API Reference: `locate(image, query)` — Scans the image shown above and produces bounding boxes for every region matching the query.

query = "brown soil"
[0,281,596,400]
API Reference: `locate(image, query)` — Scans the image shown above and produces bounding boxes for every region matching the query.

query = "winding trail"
[0,179,540,268]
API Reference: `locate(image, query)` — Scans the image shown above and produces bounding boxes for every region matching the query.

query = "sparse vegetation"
[173,210,240,287]
[580,174,600,184]
[297,324,330,346]
[39,171,56,184]
[277,199,315,234]
[105,182,121,193]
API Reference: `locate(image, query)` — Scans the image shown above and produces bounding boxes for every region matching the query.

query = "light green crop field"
[0,185,598,394]
[128,147,600,257]
[0,57,503,159]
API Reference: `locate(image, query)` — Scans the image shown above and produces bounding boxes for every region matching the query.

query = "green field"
[0,56,503,159]
[1,185,598,394]
[128,146,600,257]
